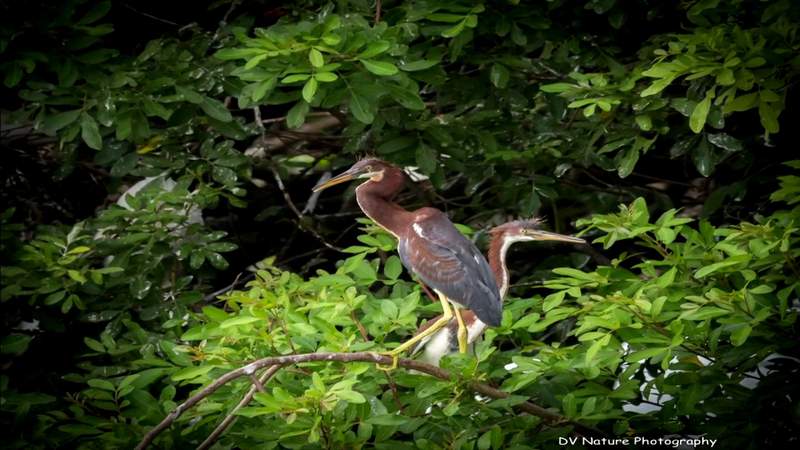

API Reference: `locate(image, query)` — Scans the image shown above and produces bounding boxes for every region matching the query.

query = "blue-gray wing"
[398,210,502,326]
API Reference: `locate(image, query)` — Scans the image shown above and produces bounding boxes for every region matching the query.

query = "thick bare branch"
[135,351,596,450]
[245,115,342,159]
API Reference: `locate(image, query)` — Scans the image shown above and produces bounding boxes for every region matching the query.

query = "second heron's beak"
[528,230,586,244]
[312,168,359,192]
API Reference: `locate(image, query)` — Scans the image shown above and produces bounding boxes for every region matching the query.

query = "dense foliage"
[1,0,798,448]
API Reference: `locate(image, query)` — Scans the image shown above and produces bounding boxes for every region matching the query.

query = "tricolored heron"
[413,219,585,366]
[313,158,502,369]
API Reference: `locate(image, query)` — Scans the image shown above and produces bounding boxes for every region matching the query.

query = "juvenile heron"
[413,219,585,366]
[313,158,502,369]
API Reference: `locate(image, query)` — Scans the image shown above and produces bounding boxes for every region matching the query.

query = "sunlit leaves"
[287,101,310,128]
[689,88,714,133]
[360,59,399,76]
[308,48,324,68]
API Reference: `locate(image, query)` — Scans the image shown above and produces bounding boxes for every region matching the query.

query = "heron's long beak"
[312,169,357,192]
[529,230,586,244]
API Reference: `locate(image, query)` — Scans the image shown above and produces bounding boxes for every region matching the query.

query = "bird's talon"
[376,352,399,371]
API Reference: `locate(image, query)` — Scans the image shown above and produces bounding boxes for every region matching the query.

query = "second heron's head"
[490,219,586,244]
[312,158,398,192]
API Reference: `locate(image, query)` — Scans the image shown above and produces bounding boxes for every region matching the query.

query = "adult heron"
[313,158,501,369]
[412,219,585,366]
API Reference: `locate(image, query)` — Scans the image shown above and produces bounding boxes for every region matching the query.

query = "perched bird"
[413,219,585,366]
[313,158,502,369]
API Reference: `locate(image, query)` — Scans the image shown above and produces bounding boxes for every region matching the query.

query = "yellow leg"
[377,292,454,370]
[454,308,468,354]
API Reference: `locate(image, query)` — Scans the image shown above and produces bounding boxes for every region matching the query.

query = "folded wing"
[398,210,502,326]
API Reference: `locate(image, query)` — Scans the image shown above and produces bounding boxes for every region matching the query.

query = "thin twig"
[135,351,593,450]
[350,311,370,341]
[375,0,382,24]
[248,374,265,392]
[210,0,241,44]
[203,272,253,302]
[383,371,404,412]
[196,365,282,450]
[270,166,342,252]
[121,3,181,26]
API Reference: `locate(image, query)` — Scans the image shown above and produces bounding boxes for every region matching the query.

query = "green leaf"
[308,48,324,68]
[84,337,105,352]
[585,334,611,364]
[626,347,667,362]
[215,47,266,60]
[335,389,366,403]
[415,144,437,173]
[617,148,639,178]
[442,21,466,38]
[200,97,232,122]
[384,256,402,280]
[758,100,780,133]
[80,113,102,150]
[286,101,310,128]
[689,89,714,133]
[400,59,439,71]
[87,378,115,391]
[360,60,398,76]
[314,72,338,82]
[42,109,82,134]
[641,76,676,97]
[252,77,277,101]
[358,41,391,59]
[387,85,425,110]
[707,133,743,152]
[679,306,730,321]
[302,78,318,103]
[349,92,374,124]
[539,83,575,93]
[220,316,261,328]
[176,86,204,104]
[367,414,407,426]
[635,115,652,131]
[694,255,751,278]
[490,63,509,88]
[1,334,32,355]
[730,324,751,346]
[378,136,417,154]
[724,92,758,113]
[67,270,87,283]
[172,365,214,381]
[562,393,577,417]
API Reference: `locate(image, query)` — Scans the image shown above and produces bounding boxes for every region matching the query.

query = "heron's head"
[490,219,585,244]
[312,158,395,192]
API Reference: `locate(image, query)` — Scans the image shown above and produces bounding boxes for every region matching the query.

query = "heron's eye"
[365,165,372,172]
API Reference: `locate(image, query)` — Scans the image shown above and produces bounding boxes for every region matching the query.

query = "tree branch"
[135,351,594,449]
[245,115,342,159]
[197,365,283,450]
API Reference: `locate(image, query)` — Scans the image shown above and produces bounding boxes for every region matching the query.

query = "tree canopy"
[1,0,798,449]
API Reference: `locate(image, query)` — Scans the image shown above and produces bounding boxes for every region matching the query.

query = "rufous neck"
[354,177,412,237]
[488,233,511,299]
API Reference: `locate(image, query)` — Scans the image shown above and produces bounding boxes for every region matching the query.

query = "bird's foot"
[376,351,401,371]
